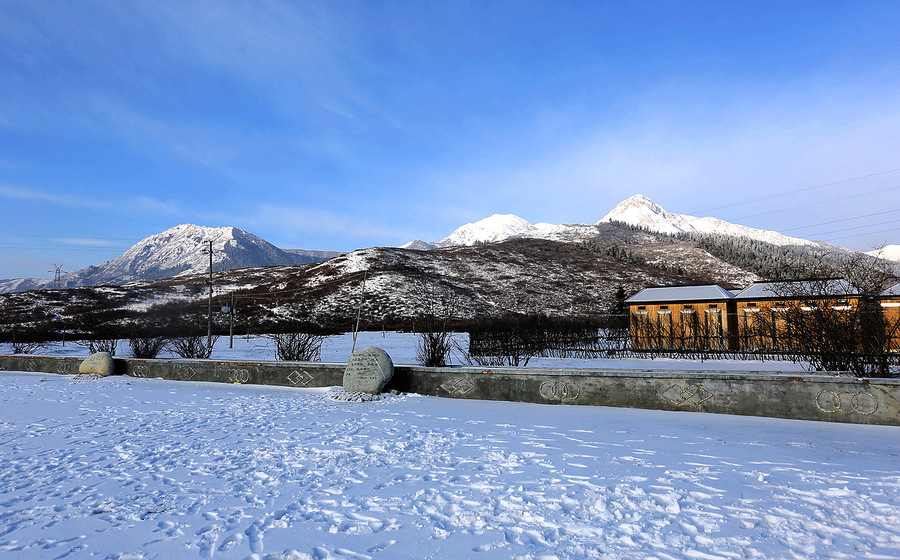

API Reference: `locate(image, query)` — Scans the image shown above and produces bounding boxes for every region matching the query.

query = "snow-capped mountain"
[598,194,820,247]
[0,225,338,293]
[435,214,539,247]
[417,195,824,250]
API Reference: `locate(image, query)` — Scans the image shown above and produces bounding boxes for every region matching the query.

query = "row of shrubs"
[4,331,325,362]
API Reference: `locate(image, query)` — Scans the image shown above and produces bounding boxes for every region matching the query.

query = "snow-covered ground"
[2,333,898,559]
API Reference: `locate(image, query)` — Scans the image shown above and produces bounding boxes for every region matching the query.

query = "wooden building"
[882,282,900,352]
[627,279,900,356]
[626,285,736,351]
[731,279,858,353]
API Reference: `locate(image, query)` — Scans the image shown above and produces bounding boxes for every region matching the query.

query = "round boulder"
[80,352,115,376]
[343,346,393,394]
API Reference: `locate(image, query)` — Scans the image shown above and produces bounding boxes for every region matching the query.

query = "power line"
[733,185,900,221]
[819,227,900,243]
[692,167,900,214]
[781,208,900,232]
[801,218,900,239]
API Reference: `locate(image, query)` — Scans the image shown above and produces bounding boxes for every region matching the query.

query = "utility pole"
[351,270,368,354]
[202,240,214,349]
[228,292,235,349]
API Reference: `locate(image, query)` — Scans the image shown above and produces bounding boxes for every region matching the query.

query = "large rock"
[343,346,393,394]
[80,352,115,376]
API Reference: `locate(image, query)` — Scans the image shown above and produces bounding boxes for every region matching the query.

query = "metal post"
[351,271,367,353]
[207,240,213,349]
[229,292,235,349]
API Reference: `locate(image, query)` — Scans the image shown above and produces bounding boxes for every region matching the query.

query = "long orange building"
[627,280,900,354]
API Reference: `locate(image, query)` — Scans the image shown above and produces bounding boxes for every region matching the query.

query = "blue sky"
[2,1,900,280]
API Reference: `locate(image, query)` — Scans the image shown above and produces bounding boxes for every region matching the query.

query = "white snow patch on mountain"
[599,194,820,247]
[867,244,900,262]
[435,214,538,246]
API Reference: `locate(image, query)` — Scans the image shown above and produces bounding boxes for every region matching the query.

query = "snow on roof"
[882,282,900,297]
[626,284,735,304]
[734,279,858,300]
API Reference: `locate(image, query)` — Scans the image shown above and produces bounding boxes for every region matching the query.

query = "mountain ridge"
[409,194,830,250]
[2,194,894,294]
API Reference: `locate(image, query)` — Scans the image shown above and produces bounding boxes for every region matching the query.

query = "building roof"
[626,284,735,305]
[883,281,900,297]
[733,279,858,300]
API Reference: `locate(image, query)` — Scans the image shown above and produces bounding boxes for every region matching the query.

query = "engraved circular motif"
[815,390,878,415]
[539,381,580,402]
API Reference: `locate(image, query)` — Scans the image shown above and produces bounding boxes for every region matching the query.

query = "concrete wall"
[1,354,898,426]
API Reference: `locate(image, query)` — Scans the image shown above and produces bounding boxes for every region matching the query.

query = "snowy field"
[2,333,899,559]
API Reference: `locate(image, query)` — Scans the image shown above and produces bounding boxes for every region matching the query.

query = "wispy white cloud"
[53,237,129,248]
[0,185,102,209]
[133,196,182,216]
[0,185,183,217]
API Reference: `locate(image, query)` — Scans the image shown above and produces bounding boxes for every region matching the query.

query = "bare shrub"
[412,276,459,367]
[82,338,119,355]
[10,339,47,355]
[128,336,169,359]
[465,314,604,367]
[267,331,323,361]
[169,334,218,359]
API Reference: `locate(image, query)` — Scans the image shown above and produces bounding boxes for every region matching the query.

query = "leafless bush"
[464,314,607,367]
[416,330,455,367]
[413,276,459,367]
[128,336,169,359]
[82,338,119,356]
[267,331,323,361]
[10,339,47,355]
[169,334,218,359]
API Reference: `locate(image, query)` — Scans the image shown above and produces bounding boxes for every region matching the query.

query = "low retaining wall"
[1,354,898,426]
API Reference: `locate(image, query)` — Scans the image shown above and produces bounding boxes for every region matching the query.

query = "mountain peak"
[600,195,819,247]
[436,214,536,246]
[598,195,692,234]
